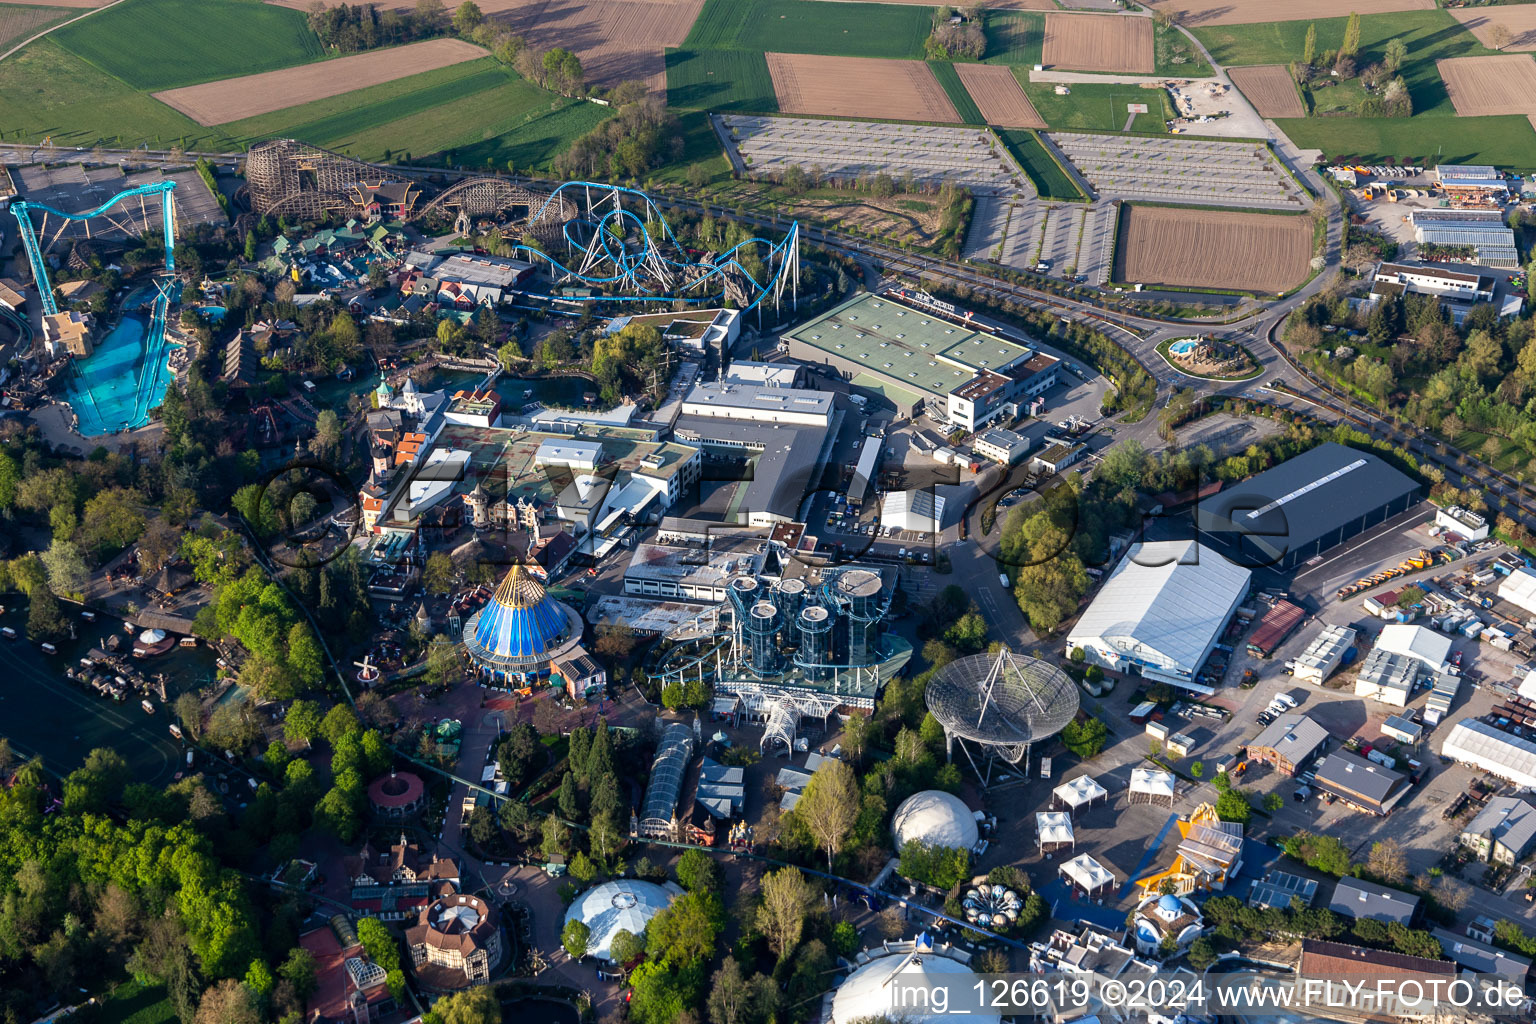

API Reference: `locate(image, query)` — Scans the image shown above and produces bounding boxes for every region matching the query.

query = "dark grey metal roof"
[1314,750,1408,806]
[1329,877,1420,925]
[1197,443,1421,563]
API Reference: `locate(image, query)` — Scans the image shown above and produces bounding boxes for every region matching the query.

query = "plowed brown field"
[1438,54,1536,117]
[1452,6,1536,53]
[0,4,71,49]
[1042,13,1152,74]
[955,62,1045,128]
[1227,65,1304,118]
[1148,0,1432,27]
[152,38,487,125]
[267,0,702,92]
[766,52,960,122]
[1116,205,1312,294]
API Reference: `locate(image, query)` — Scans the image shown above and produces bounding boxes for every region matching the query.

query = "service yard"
[1114,204,1313,294]
[765,52,960,122]
[723,115,1028,193]
[955,62,1045,128]
[1147,0,1433,27]
[1451,5,1536,53]
[1437,54,1536,118]
[1227,64,1305,119]
[151,37,488,125]
[1041,12,1153,74]
[1051,132,1310,208]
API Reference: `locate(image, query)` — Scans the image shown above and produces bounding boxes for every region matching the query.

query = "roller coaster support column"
[9,179,179,317]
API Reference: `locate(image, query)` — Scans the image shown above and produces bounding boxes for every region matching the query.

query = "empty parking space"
[1050,132,1309,209]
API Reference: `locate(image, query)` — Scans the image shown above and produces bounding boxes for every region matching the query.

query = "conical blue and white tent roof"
[462,564,571,669]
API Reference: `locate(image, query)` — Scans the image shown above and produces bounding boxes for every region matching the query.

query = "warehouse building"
[1409,209,1518,269]
[972,428,1031,466]
[781,292,1057,422]
[679,381,833,427]
[1459,796,1536,865]
[1498,566,1536,617]
[1245,713,1328,776]
[1196,443,1423,569]
[881,489,945,534]
[1312,751,1410,816]
[1067,539,1251,694]
[1292,624,1357,684]
[1441,719,1536,790]
[670,413,834,526]
[1329,878,1420,926]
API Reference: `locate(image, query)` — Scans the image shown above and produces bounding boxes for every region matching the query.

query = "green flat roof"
[851,373,925,412]
[784,293,1032,399]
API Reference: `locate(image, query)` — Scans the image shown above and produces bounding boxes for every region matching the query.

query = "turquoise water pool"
[62,281,180,436]
[1169,339,1199,356]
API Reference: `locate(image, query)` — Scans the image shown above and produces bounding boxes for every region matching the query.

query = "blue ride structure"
[9,180,178,315]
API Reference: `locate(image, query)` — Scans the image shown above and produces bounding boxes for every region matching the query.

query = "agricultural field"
[1149,0,1432,28]
[1437,54,1536,118]
[930,62,986,125]
[1451,5,1536,53]
[1041,13,1153,74]
[683,0,930,59]
[1274,113,1536,167]
[982,10,1045,65]
[494,0,703,93]
[52,0,322,90]
[1114,204,1313,294]
[0,3,73,52]
[154,38,486,125]
[1227,64,1304,118]
[665,48,778,111]
[5,0,106,7]
[765,52,960,122]
[1190,9,1496,118]
[956,61,1045,128]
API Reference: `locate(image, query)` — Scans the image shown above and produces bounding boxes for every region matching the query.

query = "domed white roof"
[138,628,166,644]
[563,880,679,961]
[892,790,979,851]
[832,953,999,1024]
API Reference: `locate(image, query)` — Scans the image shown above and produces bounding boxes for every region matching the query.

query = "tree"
[415,0,446,25]
[557,771,580,819]
[1367,838,1408,885]
[27,586,68,642]
[424,986,500,1024]
[1061,717,1108,758]
[541,813,569,859]
[284,699,321,746]
[469,805,497,846]
[193,979,261,1024]
[758,867,815,961]
[1491,22,1513,51]
[1383,35,1407,72]
[452,0,483,33]
[40,538,89,597]
[1341,11,1361,57]
[610,928,645,968]
[562,918,591,959]
[423,551,454,594]
[321,703,360,746]
[794,759,859,869]
[676,848,722,893]
[1303,22,1316,65]
[1216,789,1252,824]
[425,635,462,687]
[647,890,723,967]
[174,692,204,742]
[1190,761,1204,778]
[707,956,776,1024]
[1187,937,1218,971]
[311,409,342,461]
[1263,792,1285,813]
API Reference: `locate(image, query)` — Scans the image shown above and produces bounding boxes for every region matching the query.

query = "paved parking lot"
[724,115,1032,195]
[1049,132,1309,209]
[966,198,1115,285]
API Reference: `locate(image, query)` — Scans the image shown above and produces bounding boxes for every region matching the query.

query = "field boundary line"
[0,0,130,64]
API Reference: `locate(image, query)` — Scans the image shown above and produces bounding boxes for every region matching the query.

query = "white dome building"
[892,790,979,851]
[563,879,682,962]
[1131,892,1204,956]
[831,947,1000,1024]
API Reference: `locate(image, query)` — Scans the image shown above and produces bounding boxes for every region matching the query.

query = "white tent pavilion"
[1129,768,1176,807]
[1036,811,1074,854]
[1051,774,1108,814]
[1059,852,1115,899]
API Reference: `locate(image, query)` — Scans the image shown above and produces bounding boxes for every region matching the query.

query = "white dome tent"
[891,790,979,852]
[830,943,1000,1024]
[563,880,682,962]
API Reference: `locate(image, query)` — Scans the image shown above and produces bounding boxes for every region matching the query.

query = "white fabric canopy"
[1053,775,1107,809]
[1036,811,1074,847]
[1129,768,1176,799]
[1060,853,1114,892]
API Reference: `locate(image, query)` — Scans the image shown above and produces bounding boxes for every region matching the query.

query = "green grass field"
[930,61,985,125]
[1191,9,1493,117]
[1154,21,1212,77]
[99,982,176,1024]
[665,48,778,112]
[982,11,1044,66]
[1275,114,1536,168]
[683,0,930,59]
[1018,74,1170,133]
[999,129,1087,201]
[53,0,322,90]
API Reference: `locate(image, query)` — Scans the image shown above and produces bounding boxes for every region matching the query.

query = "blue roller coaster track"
[10,180,177,317]
[507,181,799,314]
